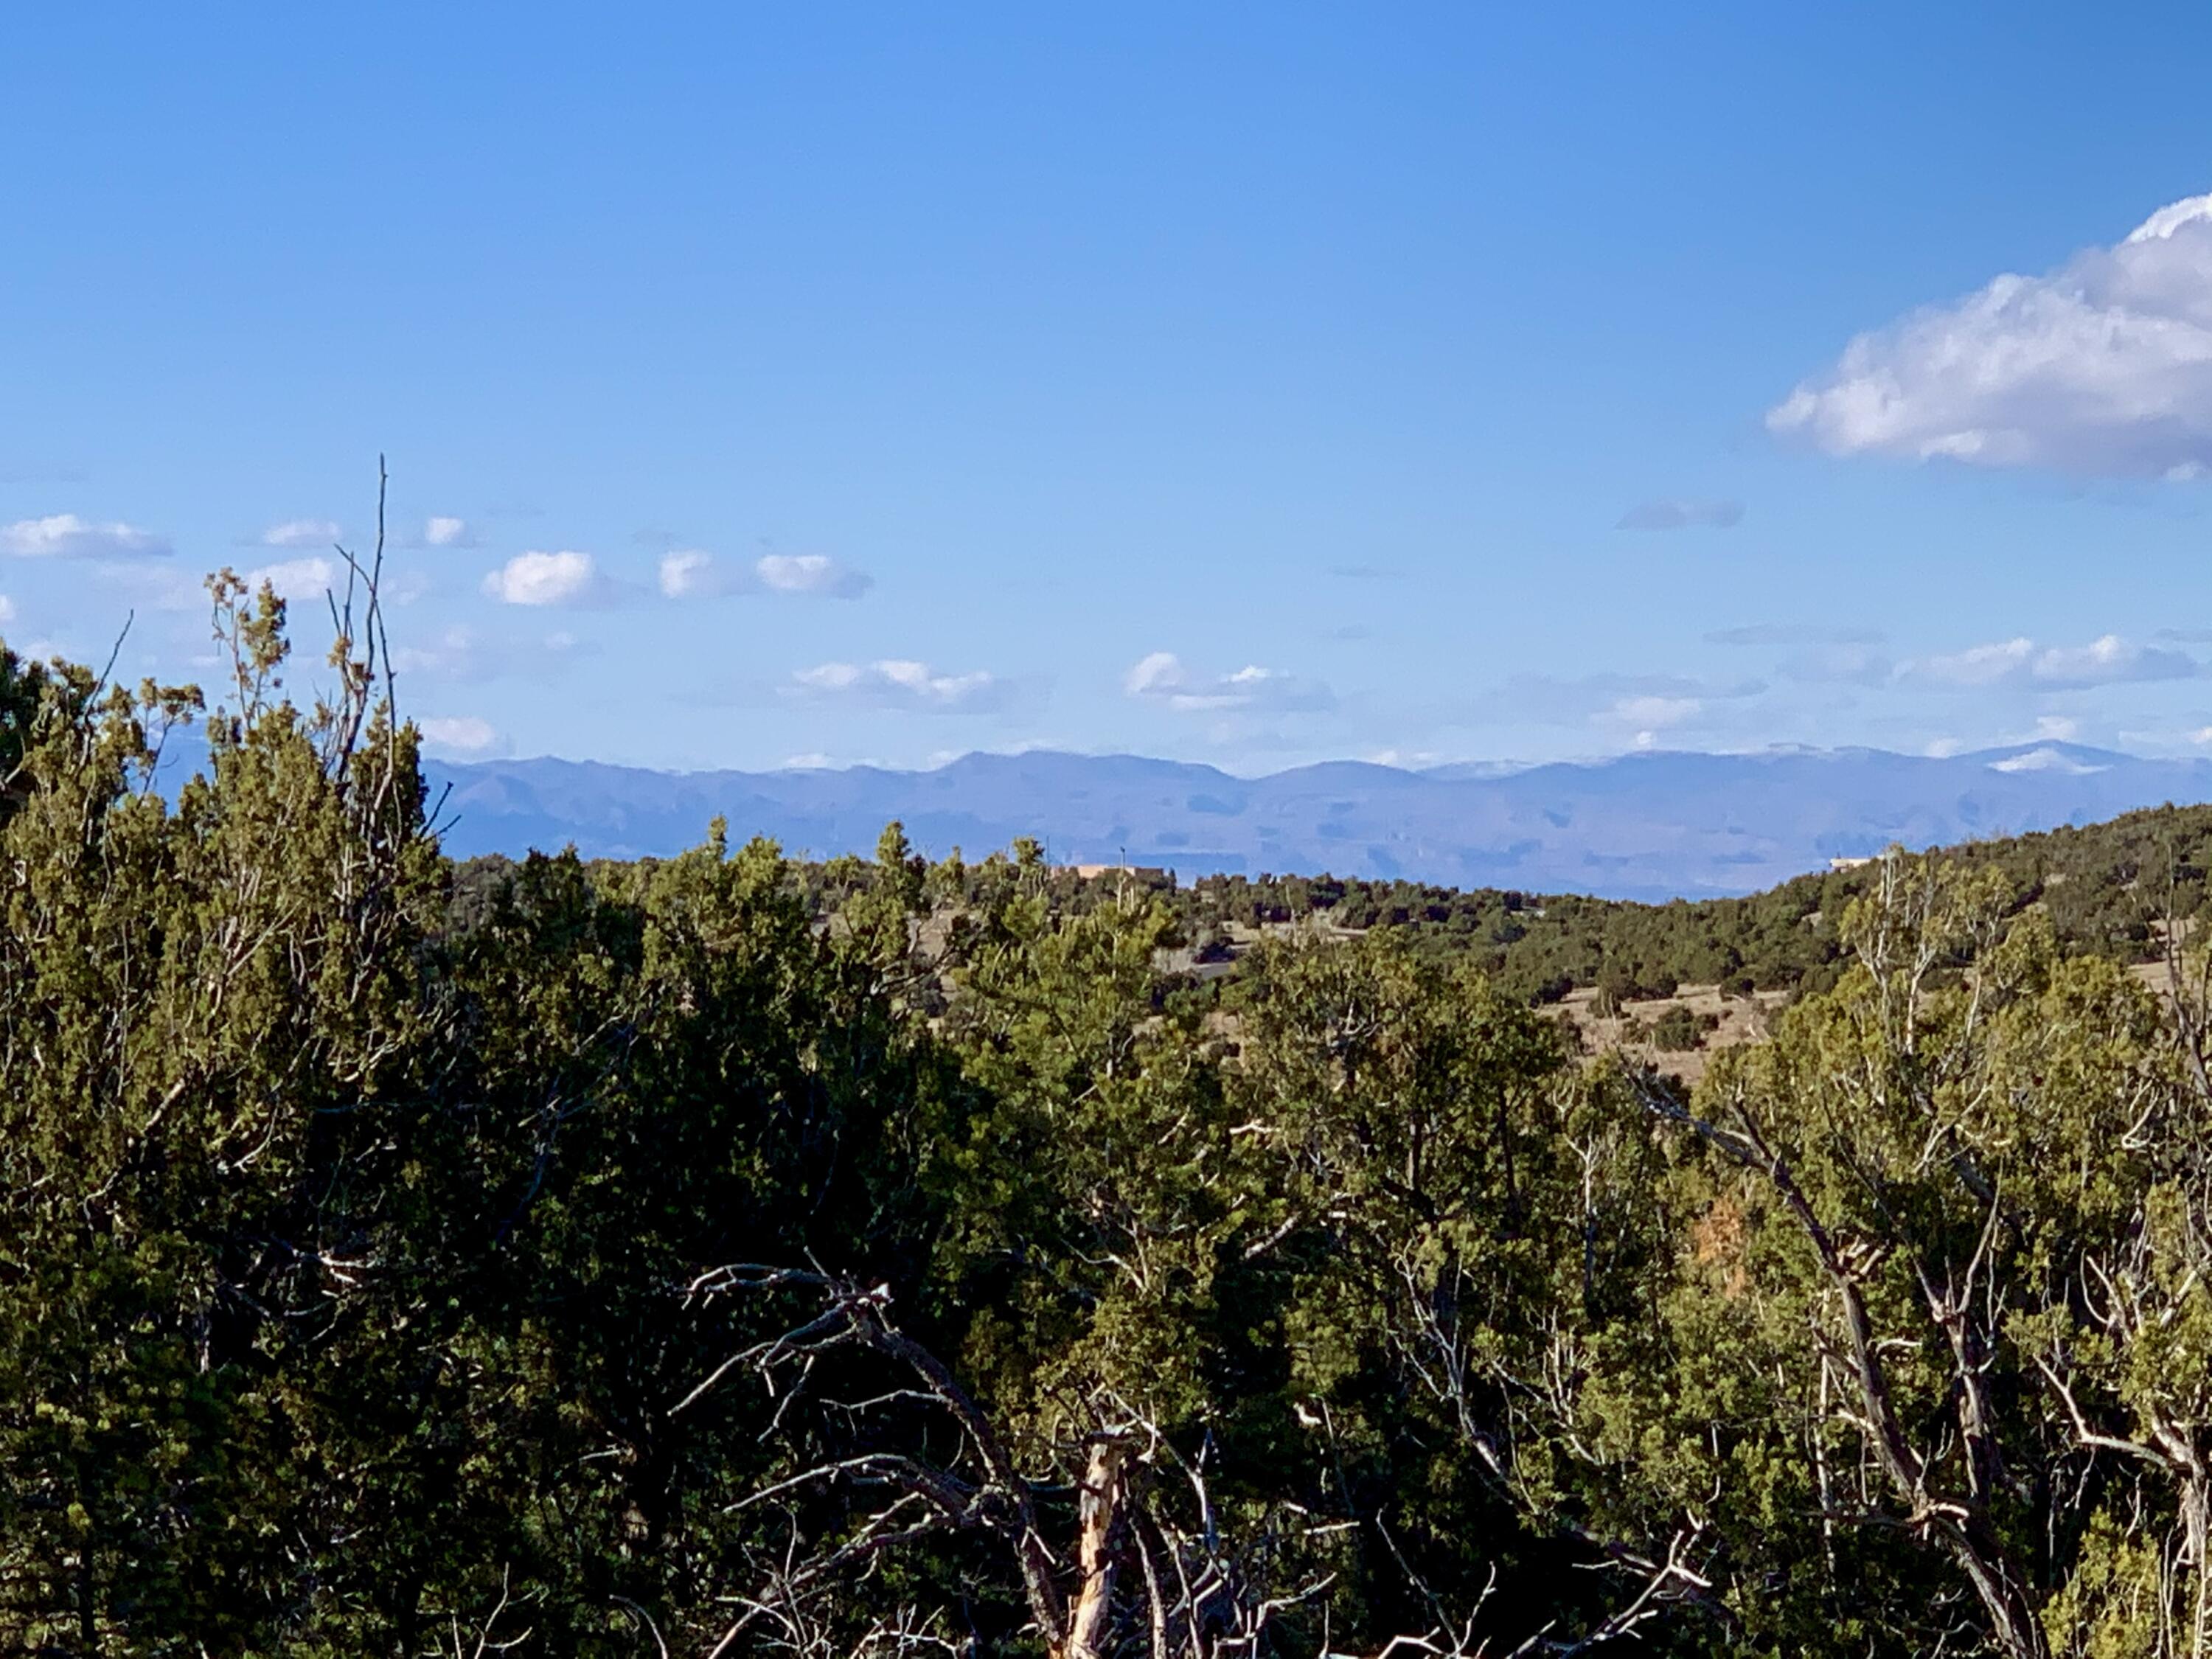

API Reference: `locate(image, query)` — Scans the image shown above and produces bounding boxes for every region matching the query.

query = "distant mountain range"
[420,742,2212,902]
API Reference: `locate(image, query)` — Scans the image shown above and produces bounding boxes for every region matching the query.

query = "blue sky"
[10,4,2212,773]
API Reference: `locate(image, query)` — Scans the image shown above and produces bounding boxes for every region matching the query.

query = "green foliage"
[1158,803,2212,1009]
[15,593,2212,1655]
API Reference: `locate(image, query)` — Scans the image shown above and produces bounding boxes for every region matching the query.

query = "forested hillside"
[1169,803,2212,1001]
[791,799,2211,1010]
[10,585,2212,1658]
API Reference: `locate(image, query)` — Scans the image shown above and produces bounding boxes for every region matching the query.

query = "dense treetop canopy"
[8,588,2212,1658]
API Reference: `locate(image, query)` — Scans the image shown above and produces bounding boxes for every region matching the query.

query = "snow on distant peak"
[1987,746,2108,776]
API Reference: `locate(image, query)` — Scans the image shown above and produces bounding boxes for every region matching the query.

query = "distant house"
[1068,861,1171,883]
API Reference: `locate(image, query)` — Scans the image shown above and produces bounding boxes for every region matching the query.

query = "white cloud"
[658,549,734,599]
[1123,652,1336,714]
[392,624,586,684]
[1772,193,2212,474]
[1603,693,1703,731]
[1597,692,1705,751]
[786,658,1013,714]
[424,516,474,548]
[415,714,507,757]
[259,518,339,549]
[1989,745,2105,775]
[0,594,14,623]
[88,563,201,612]
[1616,498,1742,531]
[481,549,600,606]
[393,625,489,681]
[1912,633,2197,691]
[1775,641,1896,687]
[1917,637,2033,686]
[1468,670,1761,729]
[759,552,872,599]
[661,549,873,600]
[246,556,337,600]
[1,514,170,559]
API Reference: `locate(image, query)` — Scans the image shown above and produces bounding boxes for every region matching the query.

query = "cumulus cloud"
[1616,498,1743,531]
[1123,652,1337,715]
[759,553,872,599]
[481,549,602,606]
[785,658,1013,714]
[257,518,339,549]
[660,549,873,600]
[1,514,170,559]
[1911,633,2198,691]
[246,556,338,601]
[415,714,508,757]
[657,549,735,599]
[0,594,14,624]
[423,516,475,548]
[1771,193,2212,474]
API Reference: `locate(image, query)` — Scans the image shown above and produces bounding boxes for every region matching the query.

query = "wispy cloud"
[392,624,588,684]
[1123,652,1336,715]
[785,658,1013,714]
[481,549,604,606]
[1771,192,2212,476]
[422,516,476,549]
[1775,641,1896,687]
[1601,693,1705,748]
[256,518,339,549]
[394,625,493,681]
[1707,622,1883,647]
[1,514,170,559]
[658,549,872,600]
[1616,498,1742,531]
[1910,633,2199,691]
[1471,670,1762,726]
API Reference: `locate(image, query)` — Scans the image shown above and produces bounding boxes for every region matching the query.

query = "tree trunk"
[1063,1439,1130,1659]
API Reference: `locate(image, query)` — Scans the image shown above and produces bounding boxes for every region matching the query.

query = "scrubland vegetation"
[11,579,2212,1658]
